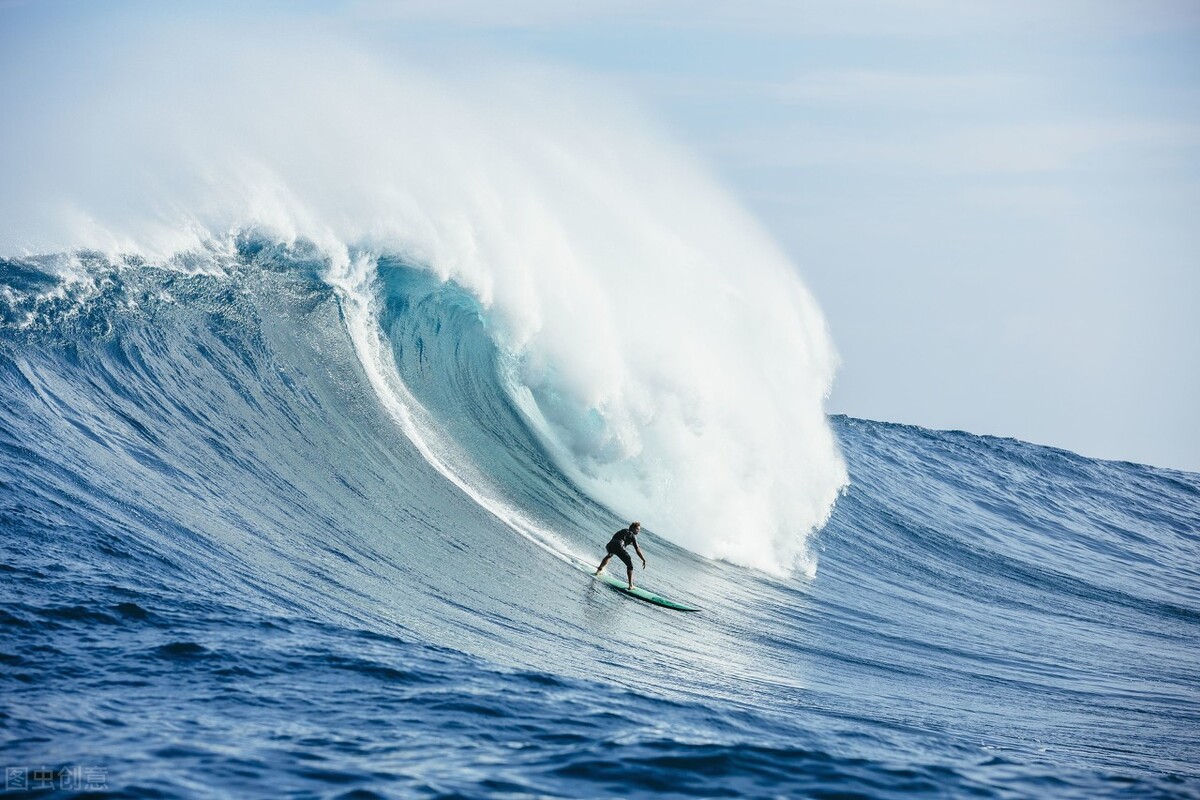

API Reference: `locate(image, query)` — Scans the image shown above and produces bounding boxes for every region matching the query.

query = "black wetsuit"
[605,528,637,570]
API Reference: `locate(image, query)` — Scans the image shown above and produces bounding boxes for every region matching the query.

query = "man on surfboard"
[595,522,646,590]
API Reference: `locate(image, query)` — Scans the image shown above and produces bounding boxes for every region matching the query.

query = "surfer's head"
[629,522,641,534]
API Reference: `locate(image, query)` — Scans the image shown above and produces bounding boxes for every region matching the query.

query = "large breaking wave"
[1,24,846,575]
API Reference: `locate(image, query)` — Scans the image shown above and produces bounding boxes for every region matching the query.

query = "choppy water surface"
[2,253,1197,798]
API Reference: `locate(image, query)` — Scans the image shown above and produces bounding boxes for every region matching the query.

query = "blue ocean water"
[2,248,1198,799]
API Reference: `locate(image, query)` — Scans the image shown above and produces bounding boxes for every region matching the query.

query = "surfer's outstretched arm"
[633,541,646,568]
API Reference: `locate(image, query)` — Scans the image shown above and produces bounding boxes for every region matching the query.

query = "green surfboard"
[568,556,700,612]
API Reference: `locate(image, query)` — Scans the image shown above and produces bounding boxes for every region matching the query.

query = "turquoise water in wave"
[2,248,1198,798]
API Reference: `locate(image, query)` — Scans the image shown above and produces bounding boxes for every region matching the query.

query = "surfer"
[595,522,646,590]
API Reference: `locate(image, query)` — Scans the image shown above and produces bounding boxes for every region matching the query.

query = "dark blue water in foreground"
[2,249,1198,798]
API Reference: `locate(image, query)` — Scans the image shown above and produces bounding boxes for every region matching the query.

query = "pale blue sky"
[4,1,1199,470]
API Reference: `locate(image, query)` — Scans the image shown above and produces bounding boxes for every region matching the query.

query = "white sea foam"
[0,24,847,574]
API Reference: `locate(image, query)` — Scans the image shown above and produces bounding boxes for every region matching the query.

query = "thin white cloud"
[759,70,1029,111]
[632,70,1025,107]
[348,0,648,28]
[711,120,1200,175]
[961,184,1084,216]
[347,0,1200,37]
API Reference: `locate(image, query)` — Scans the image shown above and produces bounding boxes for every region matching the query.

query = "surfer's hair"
[629,521,641,531]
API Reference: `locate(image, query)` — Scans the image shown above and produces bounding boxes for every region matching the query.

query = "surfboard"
[568,556,700,612]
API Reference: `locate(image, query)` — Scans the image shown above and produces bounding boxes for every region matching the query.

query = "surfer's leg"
[616,550,634,589]
[595,554,611,575]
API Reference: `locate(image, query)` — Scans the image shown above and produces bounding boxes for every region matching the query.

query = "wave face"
[2,249,1198,798]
